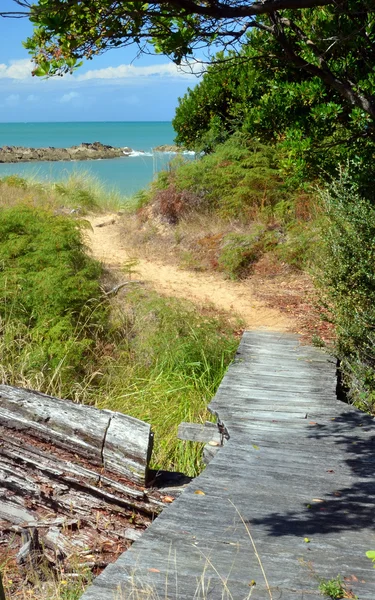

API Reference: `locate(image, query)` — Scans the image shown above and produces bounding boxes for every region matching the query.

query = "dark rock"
[153,144,181,152]
[0,142,132,163]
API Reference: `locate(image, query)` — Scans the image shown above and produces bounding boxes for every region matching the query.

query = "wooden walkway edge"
[81,330,375,599]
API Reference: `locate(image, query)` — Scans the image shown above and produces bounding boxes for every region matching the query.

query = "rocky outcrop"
[153,144,181,152]
[0,142,133,163]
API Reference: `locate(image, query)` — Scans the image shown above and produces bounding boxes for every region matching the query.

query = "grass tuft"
[0,171,129,214]
[95,288,239,475]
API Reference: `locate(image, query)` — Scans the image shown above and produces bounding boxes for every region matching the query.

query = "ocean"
[0,122,187,196]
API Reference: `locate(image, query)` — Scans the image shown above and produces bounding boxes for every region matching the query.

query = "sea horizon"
[0,121,179,196]
[0,120,172,124]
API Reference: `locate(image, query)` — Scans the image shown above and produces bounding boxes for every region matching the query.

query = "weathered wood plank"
[0,384,152,484]
[177,421,221,443]
[81,331,375,600]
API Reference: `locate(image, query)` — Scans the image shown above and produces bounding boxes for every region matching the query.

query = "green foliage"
[366,550,375,567]
[316,172,375,411]
[173,25,375,195]
[318,576,346,599]
[0,206,106,393]
[15,0,375,140]
[170,137,288,221]
[1,175,28,189]
[275,221,318,270]
[218,227,278,279]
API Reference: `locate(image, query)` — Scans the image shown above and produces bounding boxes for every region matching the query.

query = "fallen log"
[0,385,163,584]
[0,384,153,484]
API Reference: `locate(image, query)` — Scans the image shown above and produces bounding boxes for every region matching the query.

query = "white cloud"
[77,61,202,82]
[0,58,204,89]
[0,59,33,80]
[60,91,80,103]
[4,94,20,107]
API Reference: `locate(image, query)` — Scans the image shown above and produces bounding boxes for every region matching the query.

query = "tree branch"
[0,0,340,20]
[269,12,375,119]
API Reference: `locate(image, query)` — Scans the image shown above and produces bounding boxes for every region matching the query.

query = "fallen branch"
[104,281,144,296]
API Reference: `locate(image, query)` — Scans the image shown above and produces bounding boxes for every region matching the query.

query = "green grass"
[94,289,239,475]
[0,200,239,475]
[0,205,107,398]
[0,171,129,214]
[318,576,346,599]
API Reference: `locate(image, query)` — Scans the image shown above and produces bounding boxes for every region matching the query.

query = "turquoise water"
[0,122,182,196]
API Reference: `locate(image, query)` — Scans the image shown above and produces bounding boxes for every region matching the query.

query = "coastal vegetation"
[9,1,375,136]
[0,175,238,475]
[0,173,240,598]
[1,2,375,598]
[131,15,375,415]
[137,147,375,416]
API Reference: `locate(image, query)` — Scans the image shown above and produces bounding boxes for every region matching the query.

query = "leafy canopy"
[173,25,375,192]
[2,1,375,124]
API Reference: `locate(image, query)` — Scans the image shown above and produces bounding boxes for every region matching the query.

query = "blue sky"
[0,0,201,122]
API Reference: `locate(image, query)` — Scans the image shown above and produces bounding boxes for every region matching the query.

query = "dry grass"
[0,173,126,214]
[113,208,331,345]
[1,548,91,600]
[117,208,264,273]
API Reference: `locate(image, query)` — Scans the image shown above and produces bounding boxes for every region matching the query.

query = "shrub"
[316,172,375,411]
[143,137,289,223]
[152,184,203,224]
[172,137,287,221]
[276,221,318,270]
[0,175,29,189]
[0,206,107,394]
[218,227,281,279]
[218,229,263,279]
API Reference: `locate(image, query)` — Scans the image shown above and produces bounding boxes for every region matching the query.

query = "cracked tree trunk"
[0,385,161,580]
[0,384,153,484]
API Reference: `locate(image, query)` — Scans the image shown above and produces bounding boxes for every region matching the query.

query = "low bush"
[275,221,318,270]
[316,172,375,412]
[145,137,289,222]
[172,137,287,221]
[0,205,107,396]
[218,227,280,279]
[152,183,203,224]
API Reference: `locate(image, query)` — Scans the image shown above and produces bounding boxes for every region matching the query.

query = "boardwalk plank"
[81,331,375,600]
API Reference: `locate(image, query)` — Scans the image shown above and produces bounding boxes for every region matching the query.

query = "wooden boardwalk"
[82,331,375,599]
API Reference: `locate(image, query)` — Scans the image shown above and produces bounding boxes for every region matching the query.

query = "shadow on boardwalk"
[81,331,375,600]
[251,411,375,537]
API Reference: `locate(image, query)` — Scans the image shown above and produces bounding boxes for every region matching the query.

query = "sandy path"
[85,214,293,331]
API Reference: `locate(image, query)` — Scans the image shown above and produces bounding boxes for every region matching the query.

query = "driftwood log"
[0,384,153,484]
[0,385,164,584]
